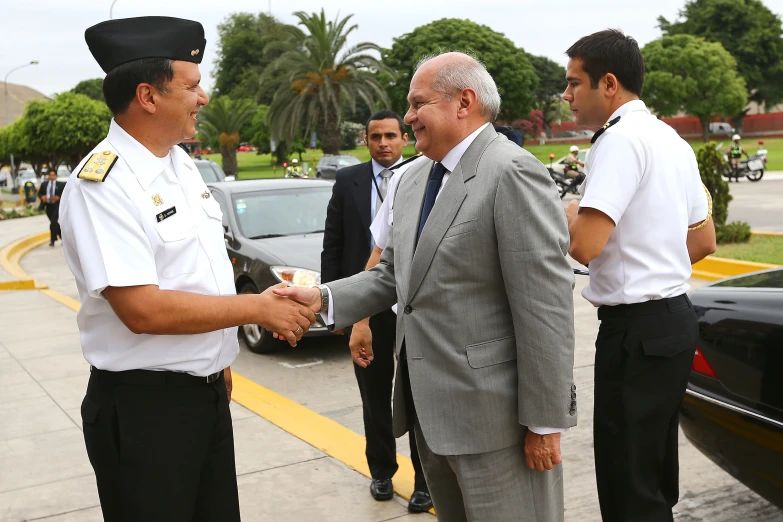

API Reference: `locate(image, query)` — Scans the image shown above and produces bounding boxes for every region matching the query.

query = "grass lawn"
[715,235,783,265]
[209,137,783,180]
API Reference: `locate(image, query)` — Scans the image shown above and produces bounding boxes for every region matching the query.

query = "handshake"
[256,284,324,346]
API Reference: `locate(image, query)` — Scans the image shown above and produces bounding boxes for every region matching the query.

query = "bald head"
[404,51,502,161]
[414,52,501,121]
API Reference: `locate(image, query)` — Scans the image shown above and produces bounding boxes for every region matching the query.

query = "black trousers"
[46,202,61,243]
[353,309,428,492]
[82,368,240,522]
[593,294,698,522]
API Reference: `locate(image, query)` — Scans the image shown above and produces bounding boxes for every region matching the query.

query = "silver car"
[315,154,361,180]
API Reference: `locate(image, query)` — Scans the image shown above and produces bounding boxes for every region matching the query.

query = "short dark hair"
[103,58,174,115]
[47,168,57,175]
[366,110,406,138]
[566,29,644,97]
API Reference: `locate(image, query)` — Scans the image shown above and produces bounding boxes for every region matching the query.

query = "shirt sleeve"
[529,427,570,435]
[66,180,158,298]
[579,132,644,225]
[686,152,709,225]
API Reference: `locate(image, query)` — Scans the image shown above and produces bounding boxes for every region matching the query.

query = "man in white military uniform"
[60,17,315,522]
[562,30,717,522]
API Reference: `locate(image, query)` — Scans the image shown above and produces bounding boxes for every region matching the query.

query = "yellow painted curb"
[1,230,428,510]
[752,231,783,238]
[0,279,38,290]
[692,255,779,282]
[0,231,50,282]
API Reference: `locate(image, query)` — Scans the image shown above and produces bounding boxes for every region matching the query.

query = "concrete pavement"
[0,215,427,522]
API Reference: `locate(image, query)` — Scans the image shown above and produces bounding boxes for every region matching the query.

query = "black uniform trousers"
[45,202,61,243]
[593,294,698,522]
[354,309,428,492]
[81,368,240,522]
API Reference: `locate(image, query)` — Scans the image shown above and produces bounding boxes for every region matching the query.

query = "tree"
[642,35,748,142]
[381,19,538,123]
[264,10,391,155]
[71,79,105,103]
[528,55,567,137]
[197,97,257,177]
[212,13,289,104]
[248,105,271,154]
[3,93,111,173]
[340,121,364,150]
[696,142,751,243]
[659,0,783,123]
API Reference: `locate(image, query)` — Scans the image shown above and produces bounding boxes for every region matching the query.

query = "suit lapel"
[395,158,432,305]
[405,125,498,300]
[407,165,467,299]
[351,163,373,241]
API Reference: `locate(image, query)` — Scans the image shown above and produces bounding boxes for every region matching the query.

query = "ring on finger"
[295,325,303,335]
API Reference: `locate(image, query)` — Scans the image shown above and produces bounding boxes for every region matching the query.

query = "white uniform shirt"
[579,100,708,307]
[60,120,239,376]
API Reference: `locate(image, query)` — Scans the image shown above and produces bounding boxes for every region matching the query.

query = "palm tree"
[263,10,391,155]
[197,97,256,177]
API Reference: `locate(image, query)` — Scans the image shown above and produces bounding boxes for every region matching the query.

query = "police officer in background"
[60,17,315,521]
[562,30,717,521]
[728,133,749,182]
[564,145,584,178]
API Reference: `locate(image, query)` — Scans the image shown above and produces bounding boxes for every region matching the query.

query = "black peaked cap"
[85,16,206,73]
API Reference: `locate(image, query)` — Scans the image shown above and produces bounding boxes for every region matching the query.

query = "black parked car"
[208,179,332,353]
[681,268,783,509]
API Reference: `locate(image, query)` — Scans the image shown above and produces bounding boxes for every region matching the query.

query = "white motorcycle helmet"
[732,134,741,141]
[570,145,579,153]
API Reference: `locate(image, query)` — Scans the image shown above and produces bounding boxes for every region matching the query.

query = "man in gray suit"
[275,51,576,521]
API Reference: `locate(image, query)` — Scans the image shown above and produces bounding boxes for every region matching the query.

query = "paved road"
[19,238,783,521]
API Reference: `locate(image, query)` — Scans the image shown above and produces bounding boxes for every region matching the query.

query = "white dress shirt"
[60,120,239,377]
[579,100,708,307]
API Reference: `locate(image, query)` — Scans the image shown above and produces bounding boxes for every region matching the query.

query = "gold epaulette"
[77,151,118,182]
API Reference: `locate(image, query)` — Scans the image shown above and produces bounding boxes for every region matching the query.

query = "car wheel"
[239,282,282,354]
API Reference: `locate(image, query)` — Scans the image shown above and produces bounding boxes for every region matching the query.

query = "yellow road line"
[0,279,38,290]
[0,230,425,508]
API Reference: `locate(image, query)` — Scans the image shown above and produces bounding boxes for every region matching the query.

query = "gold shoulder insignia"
[590,116,621,144]
[77,151,118,182]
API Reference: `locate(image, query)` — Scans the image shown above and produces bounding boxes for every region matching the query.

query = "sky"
[4,0,783,97]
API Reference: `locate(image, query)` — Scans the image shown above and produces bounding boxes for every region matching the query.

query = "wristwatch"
[315,284,329,315]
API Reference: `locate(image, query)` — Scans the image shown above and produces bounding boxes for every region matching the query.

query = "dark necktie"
[416,162,447,244]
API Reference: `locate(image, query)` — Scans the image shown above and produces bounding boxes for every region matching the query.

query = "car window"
[711,269,783,289]
[578,151,587,161]
[196,163,220,183]
[337,157,360,167]
[232,187,332,239]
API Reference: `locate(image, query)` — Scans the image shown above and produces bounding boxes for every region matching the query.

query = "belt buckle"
[206,372,220,384]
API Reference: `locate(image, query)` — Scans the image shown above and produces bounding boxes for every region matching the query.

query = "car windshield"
[232,187,331,239]
[196,163,220,183]
[19,172,36,179]
[337,156,360,167]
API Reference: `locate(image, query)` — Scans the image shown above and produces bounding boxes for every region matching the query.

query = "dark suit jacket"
[38,180,66,211]
[321,162,377,284]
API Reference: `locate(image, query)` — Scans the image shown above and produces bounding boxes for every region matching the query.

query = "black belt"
[598,293,691,320]
[90,367,222,386]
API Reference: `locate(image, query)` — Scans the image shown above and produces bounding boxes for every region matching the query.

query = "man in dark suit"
[321,110,431,513]
[39,169,65,246]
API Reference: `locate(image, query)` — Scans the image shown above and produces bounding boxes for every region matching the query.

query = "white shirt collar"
[106,120,193,190]
[371,157,403,177]
[608,99,650,123]
[439,122,490,172]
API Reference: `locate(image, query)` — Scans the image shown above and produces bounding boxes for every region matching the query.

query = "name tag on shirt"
[157,206,177,222]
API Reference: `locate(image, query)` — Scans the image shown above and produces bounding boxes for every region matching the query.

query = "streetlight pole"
[110,0,120,19]
[3,60,39,190]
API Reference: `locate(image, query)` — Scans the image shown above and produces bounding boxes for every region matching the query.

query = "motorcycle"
[284,165,310,179]
[548,167,584,199]
[719,142,767,182]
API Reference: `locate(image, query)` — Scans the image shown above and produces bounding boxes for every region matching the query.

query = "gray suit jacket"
[328,125,576,455]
